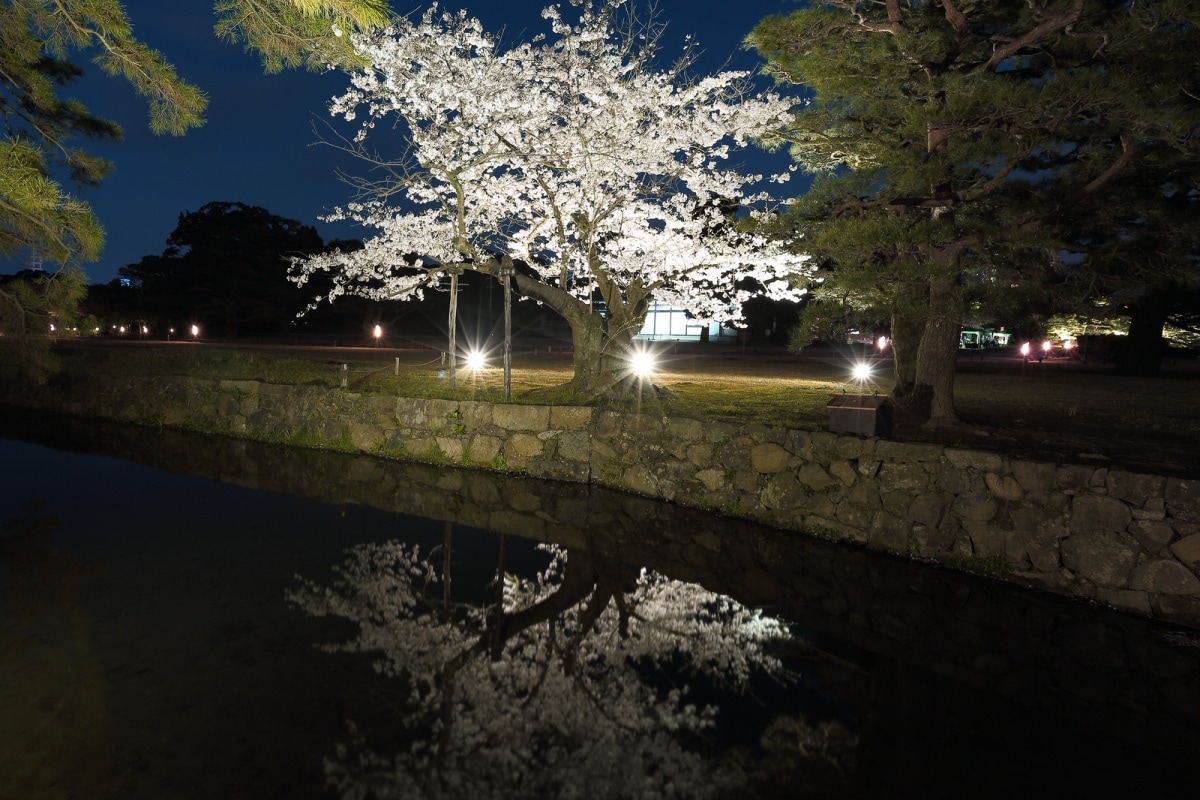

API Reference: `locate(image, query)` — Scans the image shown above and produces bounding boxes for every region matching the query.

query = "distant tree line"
[82,200,572,343]
[0,0,387,379]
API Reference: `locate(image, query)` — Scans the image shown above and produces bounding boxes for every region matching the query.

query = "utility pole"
[446,266,463,390]
[498,261,514,400]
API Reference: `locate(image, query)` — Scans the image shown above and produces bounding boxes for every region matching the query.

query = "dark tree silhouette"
[119,201,324,339]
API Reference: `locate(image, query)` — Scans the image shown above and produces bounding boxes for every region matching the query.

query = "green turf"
[46,341,1200,469]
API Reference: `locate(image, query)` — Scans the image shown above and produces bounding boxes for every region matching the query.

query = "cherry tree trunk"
[563,307,645,398]
[551,282,649,398]
[509,272,649,400]
[565,311,609,396]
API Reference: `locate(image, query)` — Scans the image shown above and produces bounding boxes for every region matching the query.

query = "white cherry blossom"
[292,0,812,393]
[288,541,795,799]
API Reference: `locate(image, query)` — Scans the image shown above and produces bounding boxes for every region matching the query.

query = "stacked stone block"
[5,375,1198,627]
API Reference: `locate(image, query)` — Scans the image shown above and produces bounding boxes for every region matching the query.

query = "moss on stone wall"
[3,370,1198,628]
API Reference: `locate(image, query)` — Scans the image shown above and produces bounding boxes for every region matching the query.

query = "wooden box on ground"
[827,393,894,437]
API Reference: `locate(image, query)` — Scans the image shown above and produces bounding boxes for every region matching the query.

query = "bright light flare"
[1042,340,1052,353]
[465,350,486,371]
[190,325,200,339]
[876,335,888,351]
[1020,342,1031,357]
[373,324,382,339]
[851,362,873,382]
[630,350,656,377]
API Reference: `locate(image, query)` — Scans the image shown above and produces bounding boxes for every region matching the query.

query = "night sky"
[14,0,801,286]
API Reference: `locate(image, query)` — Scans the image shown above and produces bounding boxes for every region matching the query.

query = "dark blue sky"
[27,0,800,285]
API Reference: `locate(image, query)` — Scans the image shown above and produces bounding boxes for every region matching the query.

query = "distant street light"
[373,324,382,346]
[191,324,200,341]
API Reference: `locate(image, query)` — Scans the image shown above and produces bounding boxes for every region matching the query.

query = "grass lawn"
[48,339,1200,475]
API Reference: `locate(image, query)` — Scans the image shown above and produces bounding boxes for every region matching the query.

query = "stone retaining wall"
[12,416,1195,756]
[7,374,1199,627]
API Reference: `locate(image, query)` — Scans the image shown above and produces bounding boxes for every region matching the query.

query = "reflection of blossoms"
[288,542,794,799]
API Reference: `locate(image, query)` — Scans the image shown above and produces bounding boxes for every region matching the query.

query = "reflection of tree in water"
[289,538,798,799]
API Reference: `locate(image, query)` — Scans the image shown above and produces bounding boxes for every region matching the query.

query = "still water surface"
[1,412,1197,799]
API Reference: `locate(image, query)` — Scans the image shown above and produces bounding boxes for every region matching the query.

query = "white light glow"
[465,350,486,370]
[630,351,656,377]
[852,362,872,382]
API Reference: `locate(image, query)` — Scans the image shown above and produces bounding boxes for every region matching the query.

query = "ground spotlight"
[465,350,486,371]
[630,350,656,378]
[852,362,873,382]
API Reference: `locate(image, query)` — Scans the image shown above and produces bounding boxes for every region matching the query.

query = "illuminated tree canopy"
[290,0,812,397]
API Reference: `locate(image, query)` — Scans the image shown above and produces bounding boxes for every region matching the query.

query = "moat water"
[0,410,1197,799]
